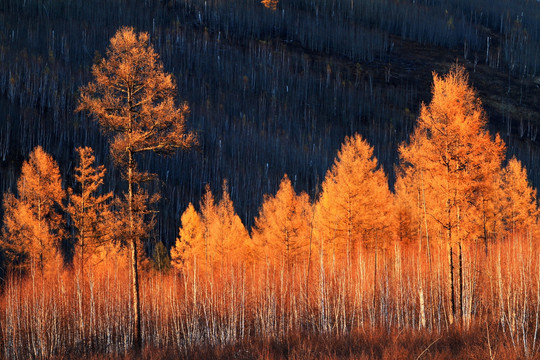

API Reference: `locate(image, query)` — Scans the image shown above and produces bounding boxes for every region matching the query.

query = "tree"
[2,146,65,273]
[175,184,251,276]
[398,65,505,324]
[499,158,538,237]
[209,181,251,274]
[77,27,196,348]
[67,147,113,276]
[171,202,204,274]
[314,133,392,267]
[252,174,312,271]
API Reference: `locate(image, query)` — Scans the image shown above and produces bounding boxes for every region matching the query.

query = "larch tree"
[252,174,312,272]
[171,202,204,274]
[314,133,392,267]
[398,65,505,324]
[1,146,65,273]
[199,185,217,274]
[500,157,538,237]
[67,147,113,276]
[77,27,196,348]
[209,181,251,274]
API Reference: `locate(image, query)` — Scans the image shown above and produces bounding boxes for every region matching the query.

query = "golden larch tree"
[253,174,313,271]
[2,146,65,273]
[208,181,251,274]
[67,147,113,276]
[199,185,217,274]
[500,157,538,237]
[314,133,392,266]
[171,202,204,274]
[398,65,505,324]
[77,27,196,348]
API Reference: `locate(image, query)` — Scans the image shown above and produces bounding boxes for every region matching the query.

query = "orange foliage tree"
[1,146,65,273]
[208,181,251,274]
[398,65,505,324]
[252,174,313,271]
[172,183,250,276]
[499,157,538,237]
[171,202,204,274]
[314,133,392,266]
[77,27,196,348]
[67,147,114,276]
[399,66,505,247]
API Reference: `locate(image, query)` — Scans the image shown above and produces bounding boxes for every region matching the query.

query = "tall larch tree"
[2,146,65,273]
[171,202,204,274]
[77,27,196,348]
[500,157,538,237]
[314,133,392,267]
[253,174,312,272]
[398,65,505,324]
[67,147,113,276]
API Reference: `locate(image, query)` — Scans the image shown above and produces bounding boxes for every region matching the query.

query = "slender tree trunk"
[128,149,142,350]
[305,215,313,306]
[459,241,463,321]
[421,173,431,267]
[448,240,455,326]
[419,265,427,328]
[374,237,378,323]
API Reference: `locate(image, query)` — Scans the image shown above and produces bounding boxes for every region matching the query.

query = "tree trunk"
[128,150,142,350]
[459,241,463,322]
[448,241,455,326]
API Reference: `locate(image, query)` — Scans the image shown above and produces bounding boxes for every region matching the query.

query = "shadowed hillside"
[0,0,538,245]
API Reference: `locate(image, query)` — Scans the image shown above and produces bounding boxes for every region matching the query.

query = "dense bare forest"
[1,0,540,358]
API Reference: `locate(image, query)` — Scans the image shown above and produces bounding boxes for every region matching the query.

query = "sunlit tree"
[77,26,196,348]
[68,147,113,276]
[500,158,538,237]
[2,146,65,273]
[171,203,204,274]
[253,174,312,271]
[315,133,392,266]
[398,65,505,324]
[209,181,251,274]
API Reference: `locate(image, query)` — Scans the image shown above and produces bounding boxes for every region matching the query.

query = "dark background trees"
[0,0,538,252]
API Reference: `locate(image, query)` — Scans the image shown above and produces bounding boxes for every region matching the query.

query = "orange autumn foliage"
[68,147,119,273]
[252,174,313,270]
[398,65,505,247]
[78,26,196,348]
[208,182,252,273]
[261,0,278,11]
[314,133,392,264]
[2,146,65,273]
[173,183,251,276]
[499,158,538,236]
[171,202,203,274]
[78,27,196,170]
